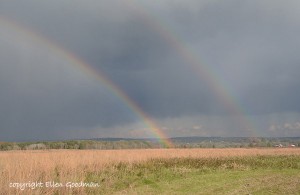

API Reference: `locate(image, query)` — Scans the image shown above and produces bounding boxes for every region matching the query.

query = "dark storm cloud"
[0,29,136,141]
[157,0,300,115]
[1,0,300,140]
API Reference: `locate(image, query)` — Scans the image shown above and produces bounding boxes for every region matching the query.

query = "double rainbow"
[0,1,258,146]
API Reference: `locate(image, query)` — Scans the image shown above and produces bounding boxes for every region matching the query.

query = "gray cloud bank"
[1,0,300,141]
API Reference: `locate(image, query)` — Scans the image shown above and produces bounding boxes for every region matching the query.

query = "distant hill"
[91,136,300,143]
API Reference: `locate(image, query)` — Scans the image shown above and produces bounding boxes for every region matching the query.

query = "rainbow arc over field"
[127,0,257,136]
[0,17,174,148]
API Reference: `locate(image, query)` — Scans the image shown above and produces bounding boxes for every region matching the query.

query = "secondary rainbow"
[127,1,258,136]
[0,17,174,147]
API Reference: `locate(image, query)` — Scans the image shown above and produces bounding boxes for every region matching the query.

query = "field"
[1,148,300,194]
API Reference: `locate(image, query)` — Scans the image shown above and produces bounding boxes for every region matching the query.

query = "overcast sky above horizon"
[1,0,300,141]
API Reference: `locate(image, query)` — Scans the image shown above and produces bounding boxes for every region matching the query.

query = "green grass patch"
[84,155,300,194]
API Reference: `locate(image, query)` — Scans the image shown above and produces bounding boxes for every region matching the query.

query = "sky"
[1,0,300,141]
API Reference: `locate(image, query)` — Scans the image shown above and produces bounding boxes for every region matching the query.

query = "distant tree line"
[0,140,161,151]
[0,137,299,151]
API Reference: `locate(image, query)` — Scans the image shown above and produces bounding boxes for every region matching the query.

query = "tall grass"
[0,148,300,194]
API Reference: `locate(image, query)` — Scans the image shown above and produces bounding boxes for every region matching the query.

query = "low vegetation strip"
[0,149,300,194]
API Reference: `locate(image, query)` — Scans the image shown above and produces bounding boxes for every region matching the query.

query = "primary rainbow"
[127,1,258,136]
[0,17,174,147]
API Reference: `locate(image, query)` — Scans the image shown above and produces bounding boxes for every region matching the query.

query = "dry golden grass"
[0,148,300,194]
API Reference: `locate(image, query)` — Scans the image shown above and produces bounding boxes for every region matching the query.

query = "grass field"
[1,148,300,194]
